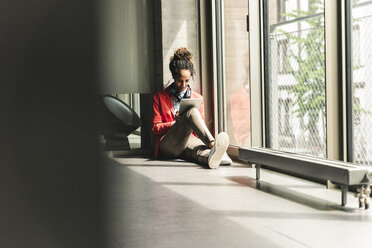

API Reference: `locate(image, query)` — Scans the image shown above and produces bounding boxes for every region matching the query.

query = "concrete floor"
[102,156,372,248]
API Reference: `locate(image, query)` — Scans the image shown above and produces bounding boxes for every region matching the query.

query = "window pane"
[266,0,326,157]
[224,0,251,147]
[352,0,372,165]
[116,94,141,149]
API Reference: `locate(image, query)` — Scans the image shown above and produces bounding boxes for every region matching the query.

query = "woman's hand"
[175,111,181,122]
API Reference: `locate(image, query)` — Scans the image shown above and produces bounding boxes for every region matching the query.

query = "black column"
[0,1,102,247]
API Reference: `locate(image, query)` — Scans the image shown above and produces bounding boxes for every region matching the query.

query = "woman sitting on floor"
[152,47,232,169]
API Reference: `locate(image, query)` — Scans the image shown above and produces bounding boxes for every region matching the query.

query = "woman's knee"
[185,107,200,119]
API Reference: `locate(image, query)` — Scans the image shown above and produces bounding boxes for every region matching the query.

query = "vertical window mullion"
[263,0,270,148]
[215,0,226,133]
[325,1,344,161]
[345,0,354,162]
[248,0,264,148]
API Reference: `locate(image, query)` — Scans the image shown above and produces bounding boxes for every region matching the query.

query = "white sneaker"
[220,152,232,165]
[208,132,229,169]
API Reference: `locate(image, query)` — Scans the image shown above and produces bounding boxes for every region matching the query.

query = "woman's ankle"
[209,140,215,149]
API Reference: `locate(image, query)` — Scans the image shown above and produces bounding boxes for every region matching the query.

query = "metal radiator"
[239,147,372,209]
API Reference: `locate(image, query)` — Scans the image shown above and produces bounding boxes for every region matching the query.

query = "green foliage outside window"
[278,0,325,149]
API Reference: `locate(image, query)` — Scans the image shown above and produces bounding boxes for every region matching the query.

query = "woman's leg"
[159,107,214,158]
[183,135,210,165]
[183,133,231,168]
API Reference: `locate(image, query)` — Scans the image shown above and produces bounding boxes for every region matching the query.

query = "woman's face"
[173,69,191,92]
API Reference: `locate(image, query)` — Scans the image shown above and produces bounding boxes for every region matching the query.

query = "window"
[353,96,361,127]
[277,0,287,22]
[352,24,361,67]
[223,0,251,147]
[265,0,326,157]
[351,0,372,165]
[217,0,372,168]
[278,98,292,135]
[278,39,289,74]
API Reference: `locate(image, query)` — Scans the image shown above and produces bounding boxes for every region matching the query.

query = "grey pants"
[159,107,215,165]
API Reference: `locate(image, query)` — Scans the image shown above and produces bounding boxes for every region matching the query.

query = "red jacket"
[152,86,204,158]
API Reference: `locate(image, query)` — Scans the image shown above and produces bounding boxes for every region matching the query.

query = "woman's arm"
[152,93,174,135]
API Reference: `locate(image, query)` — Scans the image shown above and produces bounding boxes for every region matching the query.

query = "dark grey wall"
[0,1,102,247]
[153,0,165,93]
[98,0,154,94]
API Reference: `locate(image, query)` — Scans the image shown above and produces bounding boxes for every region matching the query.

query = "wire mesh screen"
[353,14,372,165]
[268,24,326,157]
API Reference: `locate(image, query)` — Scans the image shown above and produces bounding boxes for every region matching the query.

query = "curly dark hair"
[169,47,195,79]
